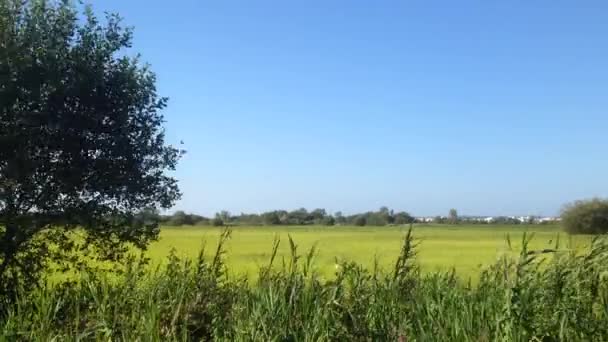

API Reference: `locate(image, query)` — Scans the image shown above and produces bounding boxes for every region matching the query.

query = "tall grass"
[2,228,608,341]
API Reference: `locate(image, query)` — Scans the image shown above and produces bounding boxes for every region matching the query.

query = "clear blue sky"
[94,1,608,217]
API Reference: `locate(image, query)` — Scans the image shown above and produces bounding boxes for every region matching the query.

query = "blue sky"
[94,1,608,217]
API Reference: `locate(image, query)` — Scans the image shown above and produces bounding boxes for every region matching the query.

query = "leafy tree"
[377,206,394,224]
[366,212,388,226]
[165,211,211,226]
[561,198,608,234]
[219,211,231,221]
[492,216,520,225]
[394,211,414,225]
[433,216,445,224]
[234,213,262,225]
[212,215,224,227]
[322,216,335,226]
[263,212,280,225]
[0,1,181,298]
[168,211,189,226]
[134,207,161,226]
[190,214,207,225]
[210,211,231,226]
[288,208,308,225]
[334,211,346,225]
[448,209,458,224]
[278,211,289,225]
[353,216,367,226]
[310,208,327,224]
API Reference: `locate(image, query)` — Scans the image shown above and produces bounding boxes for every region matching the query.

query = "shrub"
[561,198,608,234]
[353,216,367,226]
[366,213,388,226]
[323,216,336,226]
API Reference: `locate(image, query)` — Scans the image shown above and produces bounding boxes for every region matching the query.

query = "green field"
[8,224,607,340]
[149,224,589,279]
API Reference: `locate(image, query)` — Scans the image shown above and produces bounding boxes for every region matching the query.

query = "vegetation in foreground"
[2,228,608,341]
[0,0,181,300]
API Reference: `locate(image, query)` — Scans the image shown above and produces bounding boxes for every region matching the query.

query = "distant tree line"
[158,206,415,227]
[150,207,565,227]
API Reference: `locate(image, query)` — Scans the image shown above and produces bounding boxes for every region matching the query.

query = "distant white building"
[538,217,560,223]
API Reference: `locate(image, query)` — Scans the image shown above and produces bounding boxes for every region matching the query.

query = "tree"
[263,212,280,225]
[288,208,308,225]
[310,208,327,224]
[212,215,224,227]
[433,216,445,224]
[448,209,458,224]
[561,198,608,234]
[353,216,367,226]
[168,211,192,226]
[134,207,161,226]
[366,212,388,226]
[394,211,414,225]
[334,211,345,225]
[217,210,231,223]
[322,216,335,226]
[0,1,181,298]
[378,206,394,224]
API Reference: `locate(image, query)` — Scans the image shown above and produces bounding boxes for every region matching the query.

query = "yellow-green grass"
[148,224,591,281]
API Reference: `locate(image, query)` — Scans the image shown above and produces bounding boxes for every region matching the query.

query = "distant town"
[415,215,561,224]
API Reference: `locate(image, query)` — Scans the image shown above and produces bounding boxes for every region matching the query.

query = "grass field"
[6,223,608,340]
[149,224,589,280]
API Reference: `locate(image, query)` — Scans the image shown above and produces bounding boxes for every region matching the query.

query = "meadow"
[150,224,587,280]
[4,224,608,341]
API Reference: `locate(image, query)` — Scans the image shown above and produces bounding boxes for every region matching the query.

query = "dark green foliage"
[211,217,224,227]
[0,0,181,300]
[134,208,162,227]
[493,216,523,225]
[216,210,231,223]
[310,208,327,224]
[394,211,414,224]
[334,211,346,225]
[353,215,366,226]
[167,211,192,226]
[167,207,418,227]
[433,215,445,224]
[448,208,458,224]
[562,198,608,234]
[2,228,608,341]
[163,211,209,226]
[322,216,335,226]
[366,212,389,226]
[262,211,281,225]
